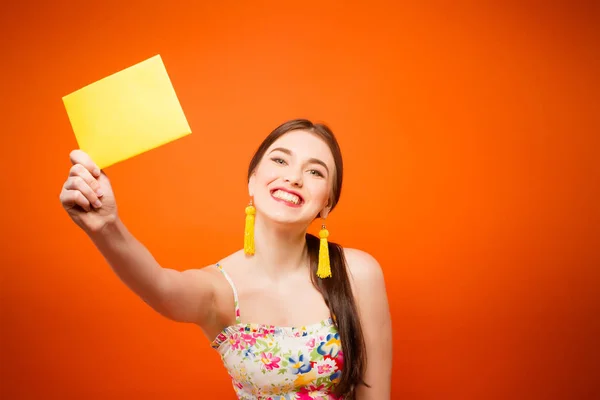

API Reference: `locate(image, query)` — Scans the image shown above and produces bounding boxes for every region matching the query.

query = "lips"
[270,188,304,206]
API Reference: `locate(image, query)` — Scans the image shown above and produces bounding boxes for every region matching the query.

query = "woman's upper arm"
[158,266,218,327]
[345,248,393,399]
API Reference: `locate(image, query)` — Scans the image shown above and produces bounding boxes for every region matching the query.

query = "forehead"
[267,130,334,162]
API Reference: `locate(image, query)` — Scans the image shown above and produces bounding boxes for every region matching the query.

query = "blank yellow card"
[62,54,192,169]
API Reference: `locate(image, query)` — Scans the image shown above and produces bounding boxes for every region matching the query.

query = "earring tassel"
[317,227,331,278]
[244,204,256,255]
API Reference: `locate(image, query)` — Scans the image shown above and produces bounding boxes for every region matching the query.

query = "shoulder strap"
[216,263,241,324]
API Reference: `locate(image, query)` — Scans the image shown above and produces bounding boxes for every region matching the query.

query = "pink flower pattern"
[212,263,345,399]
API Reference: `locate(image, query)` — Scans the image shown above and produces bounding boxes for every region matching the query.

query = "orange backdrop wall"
[1,1,598,399]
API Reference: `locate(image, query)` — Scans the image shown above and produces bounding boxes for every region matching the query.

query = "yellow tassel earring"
[244,200,256,255]
[317,220,332,278]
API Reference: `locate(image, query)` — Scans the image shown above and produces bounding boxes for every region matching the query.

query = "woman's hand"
[59,150,118,234]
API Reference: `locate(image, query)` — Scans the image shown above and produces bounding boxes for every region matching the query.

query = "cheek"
[255,164,280,186]
[309,181,331,203]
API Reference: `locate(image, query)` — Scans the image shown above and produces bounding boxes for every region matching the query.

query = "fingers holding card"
[62,54,192,170]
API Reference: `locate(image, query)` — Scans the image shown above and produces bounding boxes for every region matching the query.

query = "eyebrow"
[269,147,330,174]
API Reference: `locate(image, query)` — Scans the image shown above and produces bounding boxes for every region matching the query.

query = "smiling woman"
[59,119,392,399]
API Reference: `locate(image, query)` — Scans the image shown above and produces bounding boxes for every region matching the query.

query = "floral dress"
[211,264,344,400]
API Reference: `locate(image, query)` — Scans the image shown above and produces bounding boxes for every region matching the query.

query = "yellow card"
[62,54,192,169]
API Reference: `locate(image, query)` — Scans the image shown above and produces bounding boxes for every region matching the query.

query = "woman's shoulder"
[203,249,250,279]
[341,247,385,284]
[190,250,246,279]
[341,248,389,316]
[217,249,249,268]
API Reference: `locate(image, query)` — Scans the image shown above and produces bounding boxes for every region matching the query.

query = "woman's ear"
[248,174,256,197]
[321,196,334,218]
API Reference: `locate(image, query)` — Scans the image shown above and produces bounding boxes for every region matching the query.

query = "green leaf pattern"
[212,318,344,399]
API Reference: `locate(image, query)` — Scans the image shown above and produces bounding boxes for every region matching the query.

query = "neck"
[250,213,310,279]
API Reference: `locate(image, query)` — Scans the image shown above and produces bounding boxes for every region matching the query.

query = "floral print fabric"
[211,264,343,400]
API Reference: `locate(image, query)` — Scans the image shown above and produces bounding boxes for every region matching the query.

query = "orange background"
[1,1,598,399]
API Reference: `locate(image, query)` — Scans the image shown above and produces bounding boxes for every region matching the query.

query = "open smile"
[270,189,304,207]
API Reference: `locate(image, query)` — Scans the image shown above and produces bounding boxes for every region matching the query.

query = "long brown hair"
[247,119,368,398]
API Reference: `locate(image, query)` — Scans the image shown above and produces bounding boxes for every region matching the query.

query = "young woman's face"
[249,130,336,227]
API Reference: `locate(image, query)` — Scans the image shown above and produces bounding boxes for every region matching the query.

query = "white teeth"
[273,190,301,205]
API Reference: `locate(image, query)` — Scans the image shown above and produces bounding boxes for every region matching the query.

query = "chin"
[260,209,305,226]
[256,205,309,228]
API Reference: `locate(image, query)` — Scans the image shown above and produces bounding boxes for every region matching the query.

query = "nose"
[284,169,303,187]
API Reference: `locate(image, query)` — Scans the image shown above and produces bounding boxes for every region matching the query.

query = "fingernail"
[96,189,104,197]
[93,168,101,177]
[94,200,102,208]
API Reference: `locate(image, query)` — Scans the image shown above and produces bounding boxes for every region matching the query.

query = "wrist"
[87,216,127,244]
